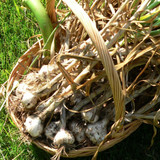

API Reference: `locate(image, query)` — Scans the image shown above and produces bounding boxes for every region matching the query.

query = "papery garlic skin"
[69,120,86,143]
[45,121,60,140]
[24,116,43,137]
[53,128,75,146]
[21,92,37,109]
[85,118,109,145]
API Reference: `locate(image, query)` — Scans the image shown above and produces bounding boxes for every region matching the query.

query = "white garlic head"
[85,118,109,145]
[16,82,28,96]
[39,64,57,78]
[21,91,37,109]
[39,65,48,76]
[69,121,86,143]
[54,128,75,146]
[24,115,43,137]
[45,121,60,140]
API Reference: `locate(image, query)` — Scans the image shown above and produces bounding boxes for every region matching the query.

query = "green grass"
[0,0,160,160]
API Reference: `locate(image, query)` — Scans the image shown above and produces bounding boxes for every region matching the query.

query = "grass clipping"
[6,0,160,159]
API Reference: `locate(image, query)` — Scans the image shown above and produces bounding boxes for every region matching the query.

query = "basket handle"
[61,0,125,122]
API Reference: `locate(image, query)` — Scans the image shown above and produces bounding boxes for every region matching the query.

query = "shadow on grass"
[30,124,160,160]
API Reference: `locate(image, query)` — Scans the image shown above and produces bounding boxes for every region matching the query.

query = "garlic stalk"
[37,55,94,97]
[36,83,109,122]
[81,90,112,123]
[67,84,111,119]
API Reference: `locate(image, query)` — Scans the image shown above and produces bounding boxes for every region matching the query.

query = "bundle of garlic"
[6,0,160,159]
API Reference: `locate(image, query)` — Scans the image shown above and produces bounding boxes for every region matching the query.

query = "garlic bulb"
[16,82,29,96]
[45,121,60,140]
[85,118,109,145]
[53,128,75,146]
[69,120,86,143]
[21,91,37,109]
[39,64,58,78]
[38,65,50,77]
[24,115,43,137]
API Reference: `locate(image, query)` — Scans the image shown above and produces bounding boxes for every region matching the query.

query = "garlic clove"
[53,128,75,146]
[85,118,109,145]
[24,115,43,137]
[21,91,37,109]
[45,121,61,140]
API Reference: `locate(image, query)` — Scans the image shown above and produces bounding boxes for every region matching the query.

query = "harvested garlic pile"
[14,53,115,150]
[15,61,114,151]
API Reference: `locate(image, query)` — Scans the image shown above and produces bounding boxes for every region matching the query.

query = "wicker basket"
[6,39,142,158]
[6,0,160,159]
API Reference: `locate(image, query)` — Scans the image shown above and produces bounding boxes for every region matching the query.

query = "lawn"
[0,0,160,160]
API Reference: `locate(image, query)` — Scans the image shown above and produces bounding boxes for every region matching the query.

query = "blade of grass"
[13,0,21,16]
